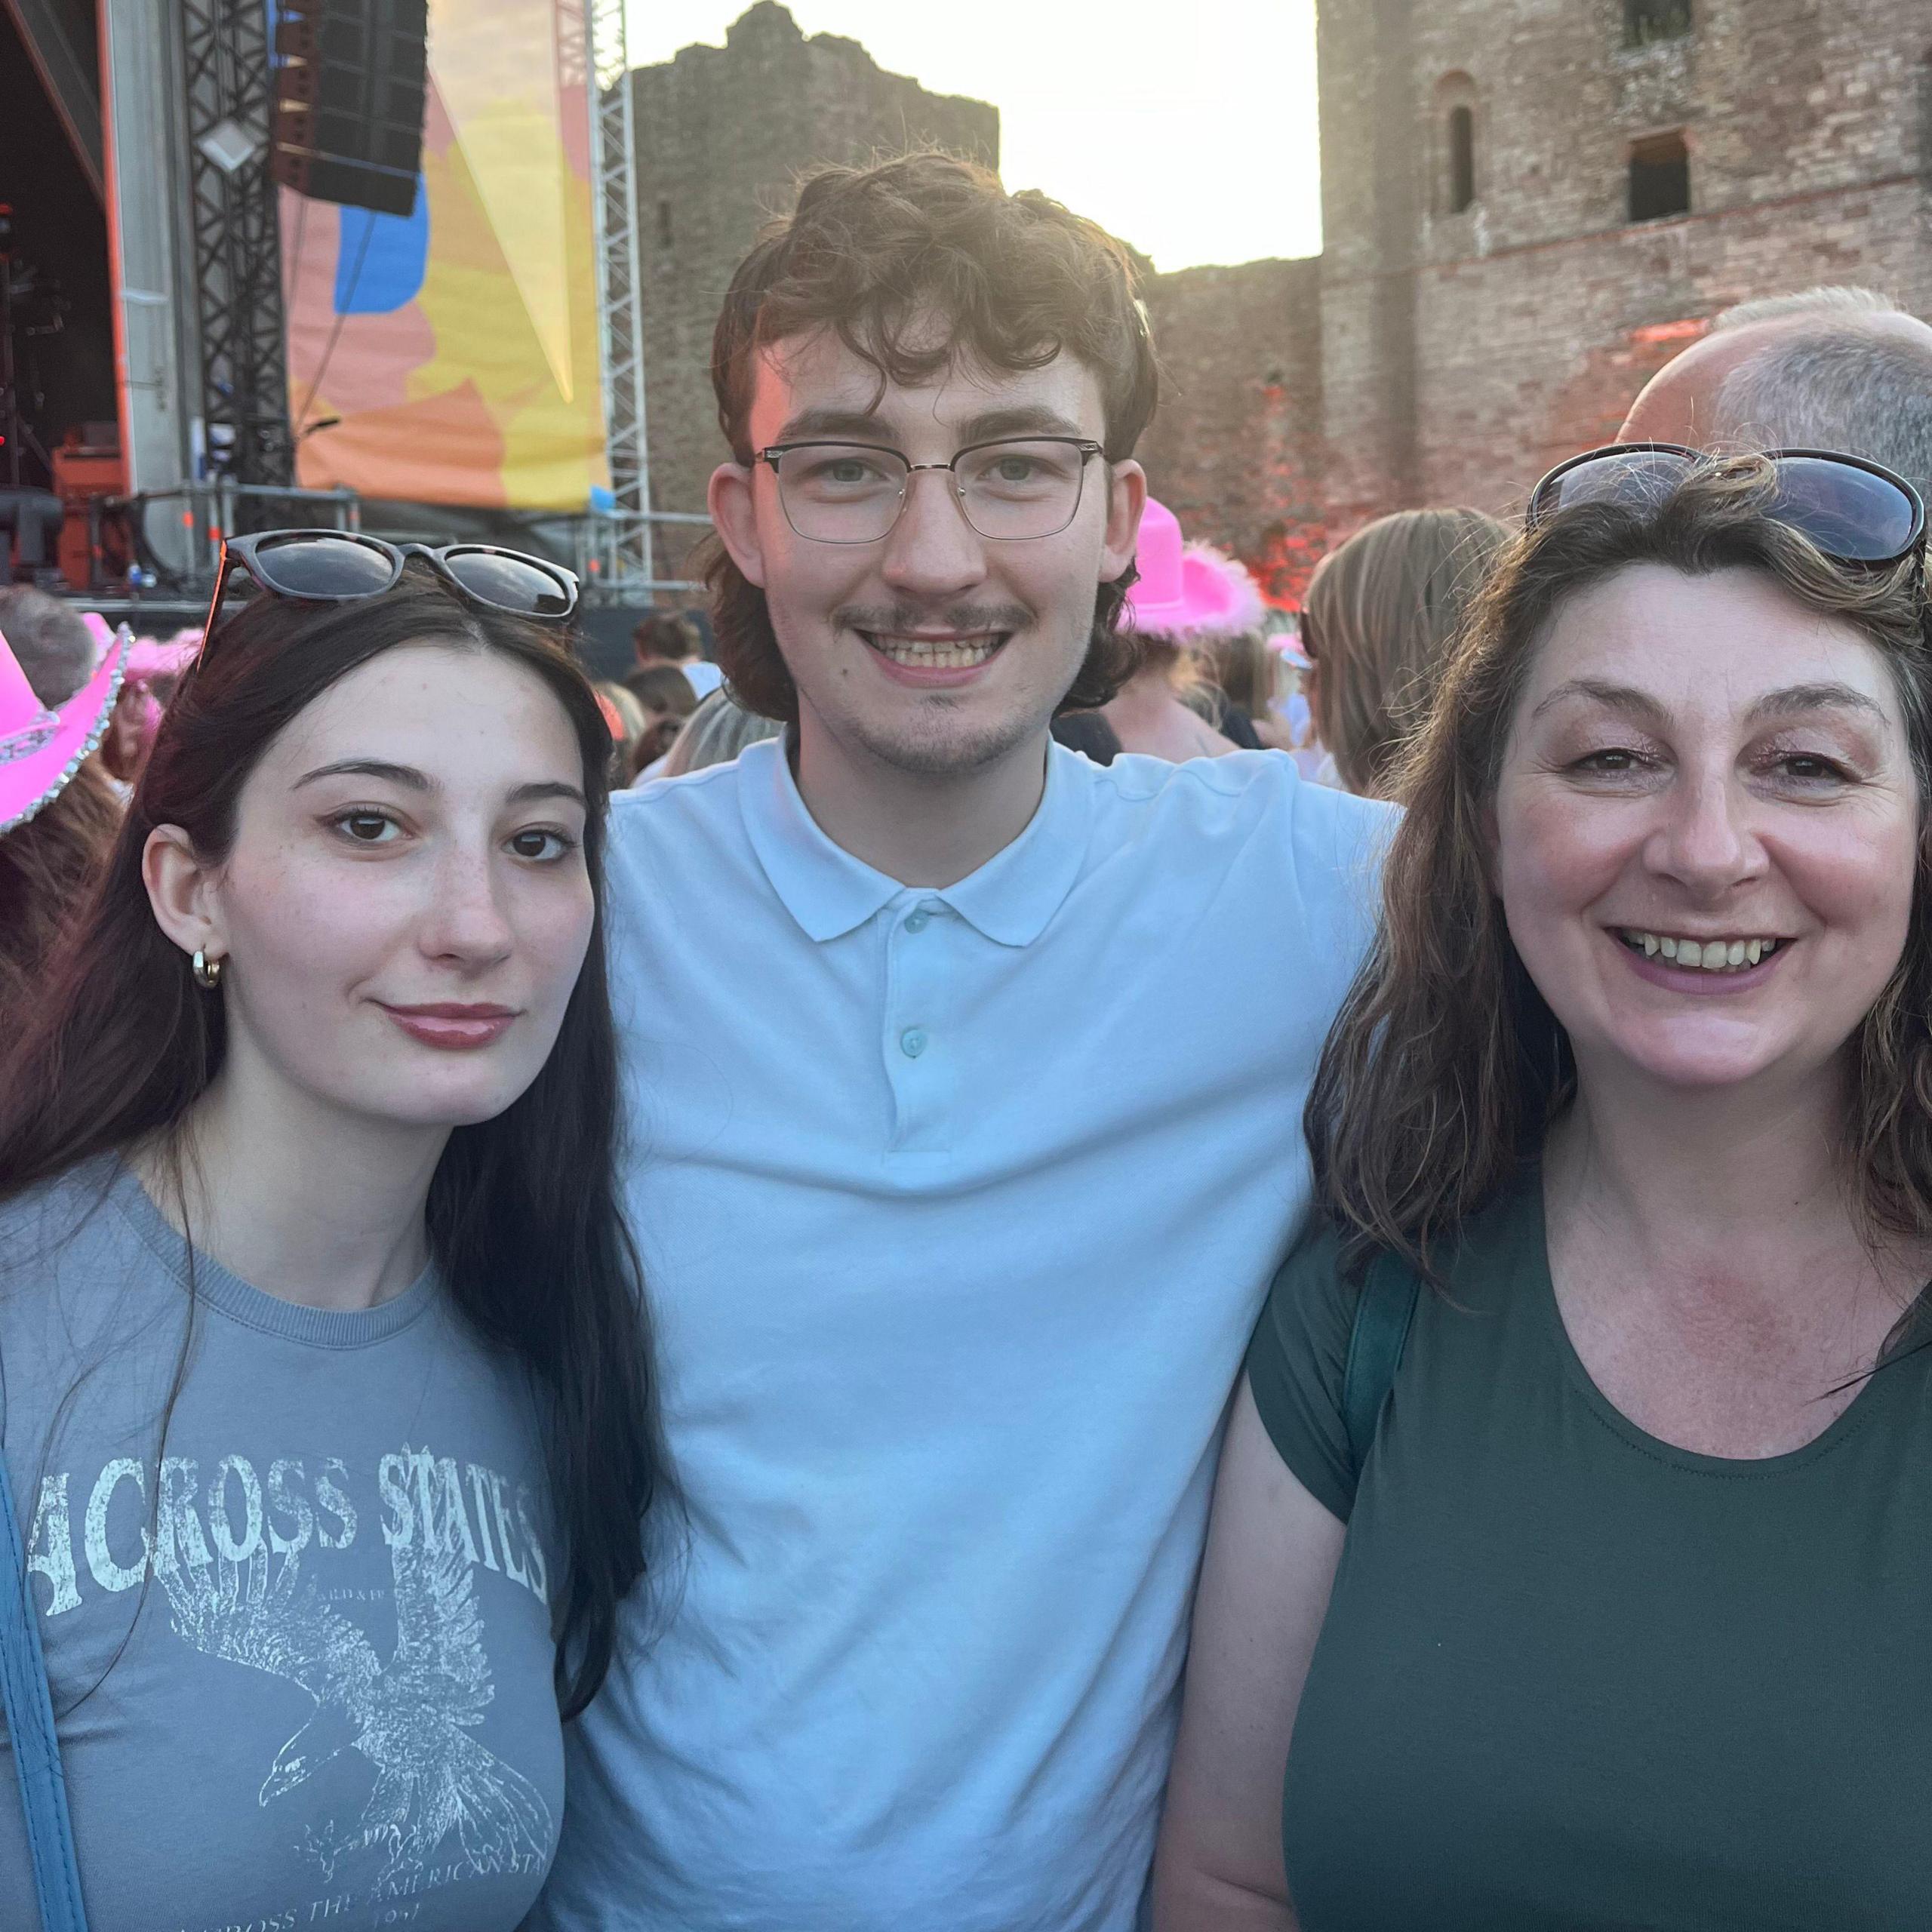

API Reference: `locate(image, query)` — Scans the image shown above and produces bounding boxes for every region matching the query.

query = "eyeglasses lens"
[775,446,908,543]
[775,441,1087,543]
[445,549,574,617]
[252,535,397,598]
[1770,457,1920,564]
[955,441,1087,540]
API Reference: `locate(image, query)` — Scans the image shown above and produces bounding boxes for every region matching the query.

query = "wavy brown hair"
[1309,456,1932,1286]
[701,150,1156,724]
[0,756,122,1010]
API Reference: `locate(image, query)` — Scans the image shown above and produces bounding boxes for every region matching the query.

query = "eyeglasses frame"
[198,528,580,657]
[753,435,1107,545]
[1527,442,1929,566]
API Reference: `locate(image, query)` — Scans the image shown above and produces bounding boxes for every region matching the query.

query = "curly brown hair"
[1308,455,1932,1286]
[701,151,1158,724]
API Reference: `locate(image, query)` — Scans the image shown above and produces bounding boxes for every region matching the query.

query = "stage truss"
[179,0,294,493]
[587,0,656,595]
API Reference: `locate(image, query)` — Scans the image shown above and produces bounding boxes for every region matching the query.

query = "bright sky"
[623,0,1321,272]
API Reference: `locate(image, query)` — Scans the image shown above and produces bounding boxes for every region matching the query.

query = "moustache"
[836,604,1034,636]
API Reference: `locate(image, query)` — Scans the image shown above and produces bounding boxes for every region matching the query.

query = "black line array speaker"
[271,0,430,219]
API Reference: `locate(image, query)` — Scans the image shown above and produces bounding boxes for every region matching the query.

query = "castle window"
[1921,50,1932,188]
[1629,131,1690,221]
[1433,72,1480,217]
[656,198,674,249]
[1447,106,1475,213]
[1624,0,1692,46]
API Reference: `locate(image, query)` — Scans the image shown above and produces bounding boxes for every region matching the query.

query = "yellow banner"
[281,0,608,509]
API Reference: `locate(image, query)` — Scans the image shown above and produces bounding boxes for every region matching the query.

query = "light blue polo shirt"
[535,737,1392,1932]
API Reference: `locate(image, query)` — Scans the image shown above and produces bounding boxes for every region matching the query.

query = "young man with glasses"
[530,155,1392,1932]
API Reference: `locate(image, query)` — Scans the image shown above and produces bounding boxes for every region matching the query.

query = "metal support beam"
[100,0,198,575]
[587,0,656,594]
[180,0,293,492]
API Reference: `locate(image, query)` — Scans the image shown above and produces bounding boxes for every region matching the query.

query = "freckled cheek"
[220,847,414,1000]
[513,876,596,1014]
[1494,798,1636,943]
[1780,820,1919,953]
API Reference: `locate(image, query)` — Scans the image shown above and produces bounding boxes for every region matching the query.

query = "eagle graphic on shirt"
[159,1521,552,1890]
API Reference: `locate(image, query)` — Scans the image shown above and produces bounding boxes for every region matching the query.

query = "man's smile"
[857,628,1011,672]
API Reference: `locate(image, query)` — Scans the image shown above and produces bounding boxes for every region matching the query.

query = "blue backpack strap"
[1340,1250,1420,1480]
[0,1454,89,1931]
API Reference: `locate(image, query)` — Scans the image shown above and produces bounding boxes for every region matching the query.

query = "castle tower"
[1317,0,1932,531]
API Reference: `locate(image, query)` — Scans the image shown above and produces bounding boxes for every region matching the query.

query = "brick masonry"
[1304,0,1932,582]
[635,1,1932,604]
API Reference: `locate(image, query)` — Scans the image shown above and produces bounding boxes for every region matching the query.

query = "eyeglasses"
[1527,444,1927,567]
[755,437,1106,545]
[200,530,579,651]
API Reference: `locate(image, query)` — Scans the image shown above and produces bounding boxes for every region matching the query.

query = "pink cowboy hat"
[1125,498,1266,642]
[1,616,130,835]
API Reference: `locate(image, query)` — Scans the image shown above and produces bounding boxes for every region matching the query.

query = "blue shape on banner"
[589,485,618,515]
[334,190,430,315]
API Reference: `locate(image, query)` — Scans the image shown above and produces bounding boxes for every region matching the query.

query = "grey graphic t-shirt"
[0,1161,565,1932]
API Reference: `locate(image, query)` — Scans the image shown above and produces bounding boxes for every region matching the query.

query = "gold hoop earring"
[191,948,224,991]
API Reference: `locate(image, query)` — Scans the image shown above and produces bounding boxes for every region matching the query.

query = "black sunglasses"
[200,530,580,649]
[1527,443,1928,568]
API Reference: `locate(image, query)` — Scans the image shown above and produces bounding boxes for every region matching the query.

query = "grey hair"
[1712,285,1897,331]
[0,586,97,707]
[656,686,784,779]
[1714,326,1932,500]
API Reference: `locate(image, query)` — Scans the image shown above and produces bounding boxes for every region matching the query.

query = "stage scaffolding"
[587,0,659,597]
[178,0,294,493]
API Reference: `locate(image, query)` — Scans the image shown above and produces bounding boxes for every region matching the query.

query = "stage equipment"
[51,426,125,591]
[589,0,654,592]
[280,0,610,515]
[271,0,429,219]
[0,202,19,490]
[181,0,294,491]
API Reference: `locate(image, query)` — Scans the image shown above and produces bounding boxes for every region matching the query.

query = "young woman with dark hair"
[1156,451,1932,1928]
[0,549,663,1930]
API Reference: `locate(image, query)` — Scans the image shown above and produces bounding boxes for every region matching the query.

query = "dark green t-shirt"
[1247,1164,1932,1932]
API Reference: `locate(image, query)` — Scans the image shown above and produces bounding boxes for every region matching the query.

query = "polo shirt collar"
[738,734,1094,948]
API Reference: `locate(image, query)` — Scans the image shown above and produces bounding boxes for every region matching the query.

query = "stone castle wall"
[1316,0,1932,541]
[634,0,1932,605]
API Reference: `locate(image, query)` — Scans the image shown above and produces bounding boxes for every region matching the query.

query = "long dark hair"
[0,755,121,1010]
[0,574,662,1718]
[1308,457,1932,1288]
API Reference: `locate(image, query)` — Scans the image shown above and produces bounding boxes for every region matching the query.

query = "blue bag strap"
[1340,1251,1420,1480]
[0,1454,88,1931]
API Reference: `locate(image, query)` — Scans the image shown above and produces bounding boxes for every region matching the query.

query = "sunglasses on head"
[198,530,580,653]
[1526,444,1928,568]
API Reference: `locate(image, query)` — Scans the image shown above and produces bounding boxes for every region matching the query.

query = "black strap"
[1340,1252,1420,1479]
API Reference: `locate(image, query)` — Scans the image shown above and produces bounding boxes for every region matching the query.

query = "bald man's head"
[1617,293,1932,497]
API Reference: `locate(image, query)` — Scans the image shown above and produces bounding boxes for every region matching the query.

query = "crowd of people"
[3,148,1932,1931]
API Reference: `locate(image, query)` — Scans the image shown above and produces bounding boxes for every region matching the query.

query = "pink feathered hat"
[1,617,130,835]
[1124,498,1266,643]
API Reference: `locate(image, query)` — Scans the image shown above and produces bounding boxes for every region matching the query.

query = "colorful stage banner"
[280,0,609,509]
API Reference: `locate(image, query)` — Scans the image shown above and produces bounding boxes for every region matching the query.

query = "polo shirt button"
[904,909,931,934]
[900,1027,928,1059]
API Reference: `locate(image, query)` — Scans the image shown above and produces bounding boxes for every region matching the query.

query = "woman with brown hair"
[1154,449,1932,1928]
[1300,506,1508,796]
